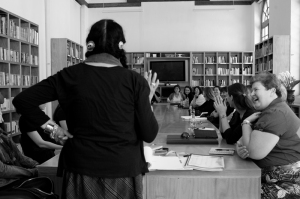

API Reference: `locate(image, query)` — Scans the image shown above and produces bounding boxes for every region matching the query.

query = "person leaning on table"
[236,71,300,199]
[12,19,159,199]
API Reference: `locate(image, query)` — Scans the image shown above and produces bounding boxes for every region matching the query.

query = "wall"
[88,2,255,52]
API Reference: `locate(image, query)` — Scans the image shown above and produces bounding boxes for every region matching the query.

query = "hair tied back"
[87,41,95,52]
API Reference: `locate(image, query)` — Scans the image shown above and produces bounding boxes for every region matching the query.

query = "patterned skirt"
[61,170,143,199]
[261,161,300,199]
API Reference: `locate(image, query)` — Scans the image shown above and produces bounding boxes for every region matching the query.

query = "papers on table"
[144,146,191,171]
[185,154,224,171]
[181,116,207,121]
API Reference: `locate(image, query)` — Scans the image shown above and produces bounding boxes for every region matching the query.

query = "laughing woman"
[237,71,300,199]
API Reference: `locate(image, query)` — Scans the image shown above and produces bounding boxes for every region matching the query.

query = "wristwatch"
[241,120,251,126]
[44,123,58,139]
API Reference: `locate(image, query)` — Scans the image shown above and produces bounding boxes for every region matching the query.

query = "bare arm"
[59,120,68,131]
[27,131,63,150]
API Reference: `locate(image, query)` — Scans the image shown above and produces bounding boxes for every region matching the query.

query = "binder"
[166,135,218,144]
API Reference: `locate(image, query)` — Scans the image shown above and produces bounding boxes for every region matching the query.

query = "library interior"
[0,0,300,199]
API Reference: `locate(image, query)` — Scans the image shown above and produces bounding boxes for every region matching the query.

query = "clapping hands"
[214,96,227,116]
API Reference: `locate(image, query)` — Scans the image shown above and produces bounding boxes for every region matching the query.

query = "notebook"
[194,128,218,139]
[144,146,191,171]
[185,154,224,171]
[166,135,218,144]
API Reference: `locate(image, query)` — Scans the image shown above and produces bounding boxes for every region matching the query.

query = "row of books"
[133,57,144,64]
[255,61,273,72]
[0,47,38,65]
[1,97,15,111]
[255,43,273,57]
[201,56,253,64]
[191,79,250,87]
[3,120,19,135]
[0,72,38,86]
[0,16,38,45]
[67,43,82,59]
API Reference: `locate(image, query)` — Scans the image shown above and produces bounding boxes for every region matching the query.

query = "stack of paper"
[144,146,191,171]
[185,154,224,171]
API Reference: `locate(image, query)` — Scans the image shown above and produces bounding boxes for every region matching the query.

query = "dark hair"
[227,83,254,110]
[85,19,128,68]
[173,84,181,91]
[250,71,282,98]
[194,86,203,94]
[184,86,192,95]
[220,86,228,93]
[203,87,215,101]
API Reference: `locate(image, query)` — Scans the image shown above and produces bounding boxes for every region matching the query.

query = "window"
[261,0,269,41]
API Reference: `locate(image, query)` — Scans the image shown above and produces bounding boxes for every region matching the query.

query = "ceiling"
[75,0,257,8]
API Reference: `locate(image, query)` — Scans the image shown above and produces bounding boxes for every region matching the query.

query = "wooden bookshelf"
[51,38,84,114]
[126,51,254,88]
[255,35,290,75]
[0,7,39,138]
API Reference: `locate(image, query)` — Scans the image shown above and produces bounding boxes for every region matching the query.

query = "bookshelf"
[0,7,39,138]
[51,38,84,114]
[255,35,290,75]
[126,51,254,100]
[191,51,254,87]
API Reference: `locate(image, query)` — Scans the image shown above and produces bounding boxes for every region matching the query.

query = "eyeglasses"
[181,132,190,139]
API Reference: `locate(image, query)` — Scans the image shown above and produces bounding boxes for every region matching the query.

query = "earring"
[87,41,95,52]
[118,41,124,50]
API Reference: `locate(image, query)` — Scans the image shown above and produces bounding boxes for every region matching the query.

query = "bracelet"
[44,123,59,139]
[220,115,226,119]
[241,120,251,126]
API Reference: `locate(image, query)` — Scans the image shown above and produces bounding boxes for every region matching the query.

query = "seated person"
[53,104,68,130]
[213,86,221,98]
[0,129,39,196]
[190,86,205,108]
[214,83,256,144]
[19,104,63,164]
[167,84,186,103]
[194,87,215,116]
[183,86,194,105]
[151,88,161,104]
[0,92,5,131]
[209,86,235,128]
[237,71,300,199]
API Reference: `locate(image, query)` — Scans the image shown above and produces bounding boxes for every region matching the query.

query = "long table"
[38,104,261,199]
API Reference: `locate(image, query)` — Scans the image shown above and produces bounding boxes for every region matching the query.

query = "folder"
[194,128,218,139]
[166,135,218,144]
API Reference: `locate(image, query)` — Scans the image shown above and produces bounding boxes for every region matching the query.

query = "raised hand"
[144,70,159,103]
[214,96,227,116]
[245,112,261,123]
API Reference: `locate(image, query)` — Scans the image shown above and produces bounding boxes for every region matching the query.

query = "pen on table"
[216,149,233,151]
[175,152,182,163]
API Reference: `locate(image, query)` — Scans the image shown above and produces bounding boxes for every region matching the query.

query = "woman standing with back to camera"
[13,19,159,199]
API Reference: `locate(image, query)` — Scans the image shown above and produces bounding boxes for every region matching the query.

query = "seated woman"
[190,86,206,108]
[53,104,68,130]
[209,86,235,129]
[237,71,300,199]
[19,104,63,164]
[167,84,186,103]
[214,83,256,144]
[213,86,221,98]
[194,87,215,116]
[183,86,194,105]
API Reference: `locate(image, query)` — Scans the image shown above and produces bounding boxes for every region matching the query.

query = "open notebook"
[144,146,191,171]
[185,154,224,171]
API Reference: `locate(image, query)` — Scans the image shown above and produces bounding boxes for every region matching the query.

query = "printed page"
[186,154,224,169]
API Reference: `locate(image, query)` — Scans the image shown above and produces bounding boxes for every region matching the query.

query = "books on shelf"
[185,154,224,171]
